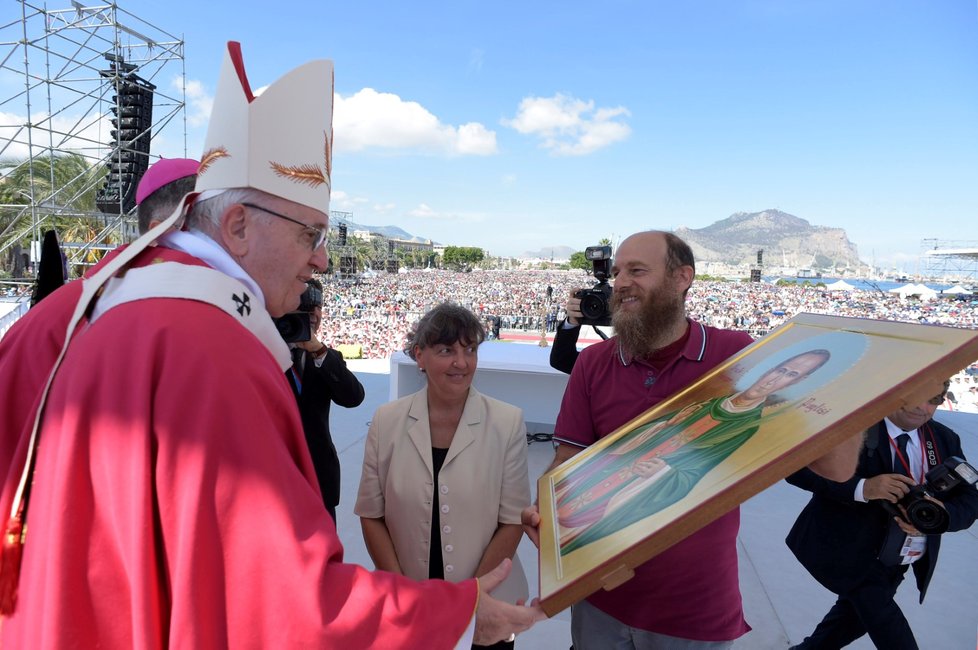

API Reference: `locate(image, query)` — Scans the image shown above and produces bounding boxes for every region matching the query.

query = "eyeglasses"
[927,392,947,406]
[241,202,327,251]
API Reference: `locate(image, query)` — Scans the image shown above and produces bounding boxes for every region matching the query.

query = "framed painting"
[537,313,978,615]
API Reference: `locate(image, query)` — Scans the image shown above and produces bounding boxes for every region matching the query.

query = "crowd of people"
[315,269,978,360]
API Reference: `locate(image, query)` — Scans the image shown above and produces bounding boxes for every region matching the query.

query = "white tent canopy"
[825,280,856,292]
[888,282,917,296]
[889,283,937,300]
[940,284,973,295]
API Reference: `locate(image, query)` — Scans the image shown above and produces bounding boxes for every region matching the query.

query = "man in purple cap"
[0,157,199,500]
[135,157,199,234]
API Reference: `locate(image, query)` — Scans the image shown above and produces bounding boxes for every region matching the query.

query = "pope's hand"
[474,559,547,645]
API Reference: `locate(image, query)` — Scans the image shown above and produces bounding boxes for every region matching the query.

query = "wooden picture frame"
[537,313,978,615]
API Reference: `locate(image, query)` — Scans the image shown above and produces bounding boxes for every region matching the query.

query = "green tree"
[0,152,102,209]
[442,246,484,270]
[569,251,589,271]
[1,153,109,272]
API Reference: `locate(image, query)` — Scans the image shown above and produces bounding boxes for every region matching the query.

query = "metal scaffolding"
[919,239,978,283]
[0,1,186,275]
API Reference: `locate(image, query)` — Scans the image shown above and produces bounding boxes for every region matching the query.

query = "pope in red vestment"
[0,42,544,648]
[0,245,482,648]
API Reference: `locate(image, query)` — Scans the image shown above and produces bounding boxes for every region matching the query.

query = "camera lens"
[906,498,949,534]
[275,315,302,340]
[580,293,606,320]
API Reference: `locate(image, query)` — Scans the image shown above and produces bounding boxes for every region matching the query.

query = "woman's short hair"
[404,302,486,360]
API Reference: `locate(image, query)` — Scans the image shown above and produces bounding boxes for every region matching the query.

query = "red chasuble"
[0,247,476,648]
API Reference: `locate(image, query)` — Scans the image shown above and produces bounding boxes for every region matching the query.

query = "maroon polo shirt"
[554,319,753,641]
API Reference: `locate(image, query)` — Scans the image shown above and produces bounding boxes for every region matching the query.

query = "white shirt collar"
[160,229,265,307]
[883,417,920,447]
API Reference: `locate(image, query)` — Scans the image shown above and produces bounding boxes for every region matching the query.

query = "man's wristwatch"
[312,344,329,359]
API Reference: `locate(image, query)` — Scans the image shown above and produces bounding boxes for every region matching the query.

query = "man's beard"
[612,284,686,359]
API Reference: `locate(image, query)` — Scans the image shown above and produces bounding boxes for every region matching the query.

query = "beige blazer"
[355,386,530,603]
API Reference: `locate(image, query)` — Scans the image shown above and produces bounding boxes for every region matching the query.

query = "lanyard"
[290,366,303,395]
[888,424,940,482]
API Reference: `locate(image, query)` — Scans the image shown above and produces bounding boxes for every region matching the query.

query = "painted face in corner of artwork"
[739,351,830,401]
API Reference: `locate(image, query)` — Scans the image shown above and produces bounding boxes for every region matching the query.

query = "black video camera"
[881,455,978,534]
[574,245,613,327]
[273,283,323,343]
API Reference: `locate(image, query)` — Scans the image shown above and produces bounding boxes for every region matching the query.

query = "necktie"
[290,348,304,395]
[895,433,912,479]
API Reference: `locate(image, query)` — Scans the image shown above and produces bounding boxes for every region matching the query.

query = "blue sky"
[3,1,978,268]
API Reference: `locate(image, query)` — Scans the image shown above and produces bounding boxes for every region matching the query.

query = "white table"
[389,342,570,433]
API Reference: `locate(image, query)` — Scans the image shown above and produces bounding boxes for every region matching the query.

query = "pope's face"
[739,352,827,401]
[239,196,329,317]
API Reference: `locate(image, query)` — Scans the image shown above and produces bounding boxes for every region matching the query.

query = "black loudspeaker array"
[96,55,155,214]
[339,256,357,279]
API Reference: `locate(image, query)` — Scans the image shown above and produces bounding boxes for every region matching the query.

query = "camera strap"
[887,423,941,482]
[920,422,941,471]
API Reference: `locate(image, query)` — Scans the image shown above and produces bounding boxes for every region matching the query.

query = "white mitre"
[195,41,334,214]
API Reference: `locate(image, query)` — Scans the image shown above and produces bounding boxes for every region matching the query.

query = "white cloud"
[502,93,631,156]
[408,203,438,218]
[330,189,370,213]
[1,78,206,163]
[1,109,111,161]
[178,77,213,128]
[501,173,517,185]
[456,122,497,155]
[334,88,497,156]
[373,202,396,214]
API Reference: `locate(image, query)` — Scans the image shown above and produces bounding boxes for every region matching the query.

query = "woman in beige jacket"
[356,303,531,649]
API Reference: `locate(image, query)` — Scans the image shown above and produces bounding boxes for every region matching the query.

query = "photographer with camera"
[279,278,365,522]
[786,379,978,649]
[549,245,613,374]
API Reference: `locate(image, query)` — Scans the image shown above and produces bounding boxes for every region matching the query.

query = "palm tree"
[0,152,110,273]
[0,152,103,210]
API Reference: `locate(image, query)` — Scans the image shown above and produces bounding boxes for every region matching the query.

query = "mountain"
[674,209,868,273]
[331,218,432,244]
[519,245,576,261]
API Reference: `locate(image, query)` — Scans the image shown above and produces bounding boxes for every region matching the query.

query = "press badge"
[899,534,926,565]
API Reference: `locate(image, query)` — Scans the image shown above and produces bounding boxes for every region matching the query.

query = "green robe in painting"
[559,395,767,555]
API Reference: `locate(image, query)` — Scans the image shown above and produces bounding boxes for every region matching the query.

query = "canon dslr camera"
[574,245,613,327]
[881,455,978,534]
[273,282,323,343]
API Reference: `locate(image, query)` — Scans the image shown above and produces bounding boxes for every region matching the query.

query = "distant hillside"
[331,218,431,244]
[519,245,576,261]
[675,209,868,272]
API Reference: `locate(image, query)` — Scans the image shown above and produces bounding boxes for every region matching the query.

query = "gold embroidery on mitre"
[198,147,230,175]
[324,131,332,179]
[269,161,327,188]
